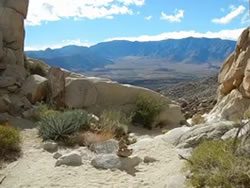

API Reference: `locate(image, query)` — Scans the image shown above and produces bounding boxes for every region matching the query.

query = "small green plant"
[35,104,60,121]
[186,140,250,188]
[132,94,164,129]
[0,125,21,160]
[97,110,129,138]
[37,110,91,141]
[32,104,61,121]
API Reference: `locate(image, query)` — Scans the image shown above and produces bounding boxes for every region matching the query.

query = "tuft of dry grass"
[65,131,114,147]
[191,113,205,125]
[185,140,250,188]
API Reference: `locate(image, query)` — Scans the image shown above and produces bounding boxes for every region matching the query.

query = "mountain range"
[26,37,236,72]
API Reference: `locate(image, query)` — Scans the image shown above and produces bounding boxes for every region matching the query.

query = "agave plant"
[37,110,91,141]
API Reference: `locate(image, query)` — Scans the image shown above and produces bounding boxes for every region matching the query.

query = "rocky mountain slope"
[208,27,250,121]
[26,38,236,72]
[160,75,218,118]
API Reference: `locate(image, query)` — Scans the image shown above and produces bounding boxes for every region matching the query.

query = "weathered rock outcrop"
[0,0,28,68]
[209,27,250,121]
[0,0,30,115]
[47,67,185,126]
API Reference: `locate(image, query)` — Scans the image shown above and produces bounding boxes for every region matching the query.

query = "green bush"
[132,94,164,129]
[0,126,21,159]
[186,140,250,188]
[97,110,128,138]
[34,104,60,121]
[37,110,91,141]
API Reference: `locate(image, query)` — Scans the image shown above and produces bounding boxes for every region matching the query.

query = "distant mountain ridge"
[26,37,236,71]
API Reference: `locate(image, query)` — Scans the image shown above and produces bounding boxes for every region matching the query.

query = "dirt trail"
[0,129,185,188]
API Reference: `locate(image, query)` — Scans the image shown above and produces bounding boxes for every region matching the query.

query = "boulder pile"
[209,27,250,121]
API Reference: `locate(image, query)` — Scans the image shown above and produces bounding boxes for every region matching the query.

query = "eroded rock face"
[0,0,32,116]
[0,0,28,68]
[209,27,250,121]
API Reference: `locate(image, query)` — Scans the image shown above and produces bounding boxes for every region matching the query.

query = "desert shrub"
[66,131,114,147]
[132,94,164,129]
[186,140,250,188]
[191,114,205,125]
[0,126,21,160]
[97,110,129,138]
[34,104,60,121]
[24,60,47,77]
[37,110,92,141]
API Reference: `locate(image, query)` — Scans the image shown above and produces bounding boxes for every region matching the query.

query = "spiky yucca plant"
[38,110,91,141]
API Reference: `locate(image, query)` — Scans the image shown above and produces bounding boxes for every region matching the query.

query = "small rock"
[143,156,157,163]
[91,154,121,169]
[7,85,18,93]
[53,152,62,159]
[0,113,9,124]
[22,108,36,119]
[128,133,137,145]
[77,147,95,161]
[43,141,58,153]
[90,114,99,122]
[117,148,133,158]
[90,139,119,154]
[120,157,142,176]
[55,152,82,167]
[176,148,193,159]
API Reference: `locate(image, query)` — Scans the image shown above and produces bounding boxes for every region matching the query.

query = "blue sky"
[25,0,250,50]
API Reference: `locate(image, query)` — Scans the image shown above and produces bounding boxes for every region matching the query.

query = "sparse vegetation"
[67,131,114,147]
[35,104,60,121]
[0,125,21,162]
[186,140,250,188]
[37,110,91,142]
[97,110,129,138]
[132,94,164,129]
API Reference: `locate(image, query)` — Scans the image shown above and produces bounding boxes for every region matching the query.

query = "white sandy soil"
[0,129,185,188]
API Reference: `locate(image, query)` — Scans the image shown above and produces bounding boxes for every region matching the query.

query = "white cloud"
[160,9,184,23]
[145,15,152,20]
[26,0,145,26]
[212,5,246,24]
[25,39,92,51]
[106,28,245,42]
[118,0,145,6]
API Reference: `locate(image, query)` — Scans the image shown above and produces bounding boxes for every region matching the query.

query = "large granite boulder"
[209,27,250,121]
[0,0,28,66]
[0,0,29,116]
[21,75,48,104]
[45,68,185,127]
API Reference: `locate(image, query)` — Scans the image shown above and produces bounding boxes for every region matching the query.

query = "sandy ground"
[0,129,185,188]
